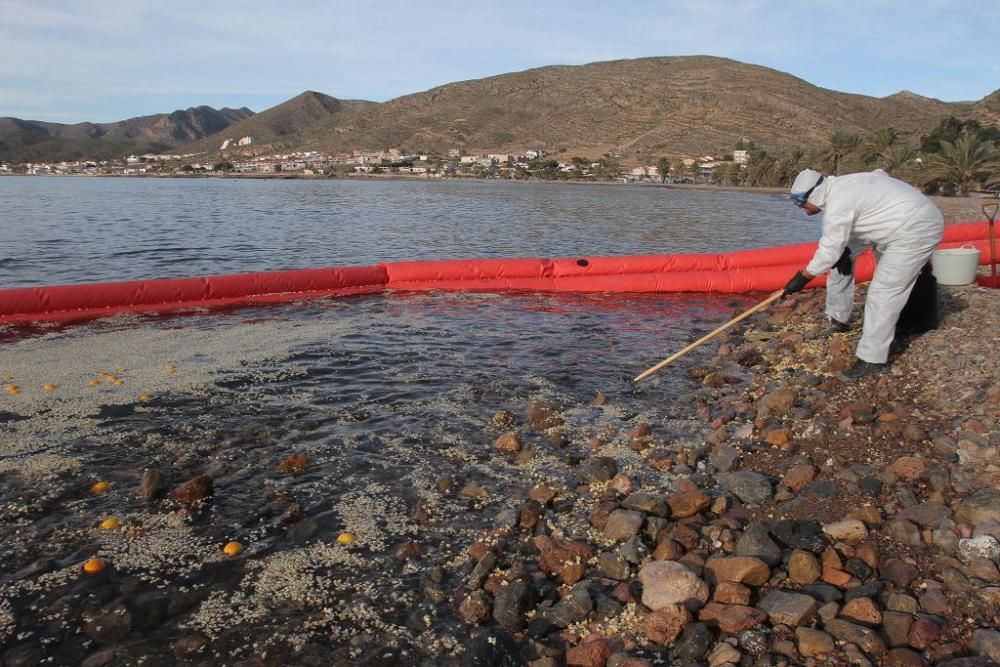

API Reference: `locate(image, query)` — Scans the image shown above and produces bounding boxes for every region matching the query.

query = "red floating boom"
[0,221,993,326]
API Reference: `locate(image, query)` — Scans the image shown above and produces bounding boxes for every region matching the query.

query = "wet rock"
[139,469,166,501]
[885,648,928,666]
[671,622,714,662]
[788,549,822,585]
[492,579,535,633]
[393,541,422,561]
[735,524,782,567]
[494,507,519,529]
[796,627,834,658]
[757,590,818,626]
[527,402,564,430]
[494,431,522,453]
[959,535,1000,562]
[860,477,883,496]
[80,648,117,667]
[842,401,877,424]
[645,448,674,471]
[763,425,794,448]
[824,618,886,656]
[541,585,593,629]
[704,556,770,586]
[529,482,559,506]
[467,551,498,590]
[642,604,692,645]
[463,628,523,666]
[716,471,773,505]
[278,452,310,474]
[666,490,710,518]
[918,590,950,615]
[639,560,709,610]
[771,520,828,553]
[492,409,516,428]
[887,518,923,546]
[652,537,685,561]
[519,500,543,531]
[172,635,207,661]
[603,510,645,542]
[882,611,914,648]
[459,590,492,624]
[171,474,213,505]
[698,602,767,633]
[590,500,619,531]
[82,602,133,644]
[886,593,919,614]
[823,518,868,543]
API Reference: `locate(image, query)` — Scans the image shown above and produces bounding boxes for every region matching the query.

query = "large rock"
[621,492,669,517]
[667,490,710,518]
[698,602,767,634]
[639,561,709,610]
[822,518,868,544]
[757,590,818,626]
[671,622,714,662]
[788,549,822,585]
[534,536,594,577]
[603,510,645,542]
[540,586,593,628]
[565,637,611,667]
[796,627,835,657]
[959,536,1000,563]
[735,524,782,566]
[171,474,214,505]
[704,556,771,586]
[898,501,951,528]
[971,629,1000,662]
[824,618,886,656]
[717,471,773,504]
[956,489,1000,527]
[492,579,535,633]
[642,604,692,645]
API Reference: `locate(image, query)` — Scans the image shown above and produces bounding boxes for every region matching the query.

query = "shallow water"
[0,178,808,663]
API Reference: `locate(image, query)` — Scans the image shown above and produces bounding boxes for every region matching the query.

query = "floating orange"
[88,379,101,387]
[91,481,111,494]
[42,383,57,392]
[4,384,20,395]
[82,558,106,575]
[336,532,355,545]
[165,363,177,375]
[223,541,243,557]
[138,394,152,402]
[99,517,121,530]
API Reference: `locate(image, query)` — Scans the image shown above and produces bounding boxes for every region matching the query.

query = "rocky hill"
[180,91,375,156]
[295,57,983,157]
[0,105,254,162]
[5,56,998,163]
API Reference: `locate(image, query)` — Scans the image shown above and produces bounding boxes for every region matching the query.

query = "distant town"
[0,142,750,184]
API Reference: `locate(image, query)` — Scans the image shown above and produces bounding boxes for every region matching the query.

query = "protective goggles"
[789,176,824,207]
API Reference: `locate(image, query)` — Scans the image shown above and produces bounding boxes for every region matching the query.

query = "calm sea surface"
[0,177,823,662]
[0,176,816,287]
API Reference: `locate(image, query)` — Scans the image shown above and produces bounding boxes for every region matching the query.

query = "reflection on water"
[0,177,816,287]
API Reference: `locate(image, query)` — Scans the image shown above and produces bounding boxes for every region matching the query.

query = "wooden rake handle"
[633,289,784,382]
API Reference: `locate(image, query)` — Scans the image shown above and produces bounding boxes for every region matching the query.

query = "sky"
[2,0,998,124]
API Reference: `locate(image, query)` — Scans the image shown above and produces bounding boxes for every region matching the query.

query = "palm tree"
[879,144,918,175]
[860,127,899,165]
[922,133,1000,194]
[821,131,861,175]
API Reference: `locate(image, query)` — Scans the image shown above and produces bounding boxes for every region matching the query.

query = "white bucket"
[931,245,980,285]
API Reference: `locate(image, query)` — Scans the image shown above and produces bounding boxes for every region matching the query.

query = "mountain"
[288,56,984,157]
[0,106,254,162]
[972,89,1000,126]
[180,91,376,156]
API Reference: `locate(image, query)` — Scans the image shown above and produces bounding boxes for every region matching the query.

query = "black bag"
[896,263,938,335]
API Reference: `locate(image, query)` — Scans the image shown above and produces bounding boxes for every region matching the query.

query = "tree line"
[710,117,1000,195]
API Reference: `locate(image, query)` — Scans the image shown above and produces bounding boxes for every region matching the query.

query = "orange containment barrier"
[0,221,993,326]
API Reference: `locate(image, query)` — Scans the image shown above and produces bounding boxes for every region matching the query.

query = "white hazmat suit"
[794,169,944,364]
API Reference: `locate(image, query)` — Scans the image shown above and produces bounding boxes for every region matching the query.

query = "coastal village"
[0,145,748,184]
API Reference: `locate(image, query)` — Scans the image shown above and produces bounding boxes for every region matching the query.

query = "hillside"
[0,106,253,162]
[288,56,984,158]
[181,91,377,157]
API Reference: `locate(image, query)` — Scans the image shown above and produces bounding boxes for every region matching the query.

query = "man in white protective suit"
[782,168,944,380]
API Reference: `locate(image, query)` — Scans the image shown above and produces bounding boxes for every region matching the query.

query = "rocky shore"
[453,282,1000,667]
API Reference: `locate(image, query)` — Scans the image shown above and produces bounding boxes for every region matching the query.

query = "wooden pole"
[633,289,784,382]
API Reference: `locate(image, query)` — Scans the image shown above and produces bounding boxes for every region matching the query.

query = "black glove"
[833,248,853,276]
[783,271,810,296]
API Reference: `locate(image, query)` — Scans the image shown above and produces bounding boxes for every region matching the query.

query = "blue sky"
[2,0,997,123]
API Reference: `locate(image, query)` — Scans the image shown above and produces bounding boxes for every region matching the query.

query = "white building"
[733,150,749,166]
